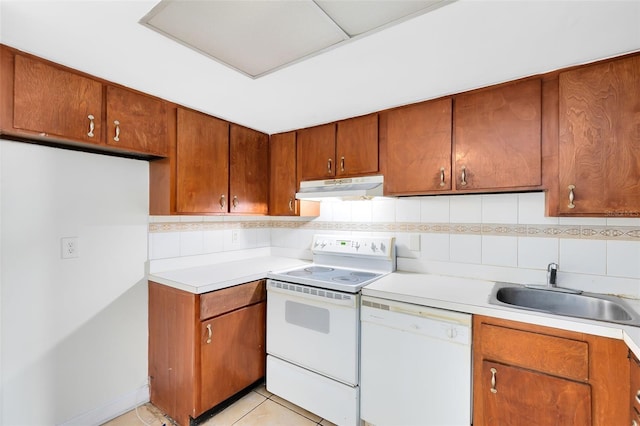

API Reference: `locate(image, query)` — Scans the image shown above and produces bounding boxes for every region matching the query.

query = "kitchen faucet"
[547,262,558,287]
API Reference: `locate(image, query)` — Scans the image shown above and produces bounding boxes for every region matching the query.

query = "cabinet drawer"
[479,323,589,381]
[200,280,266,320]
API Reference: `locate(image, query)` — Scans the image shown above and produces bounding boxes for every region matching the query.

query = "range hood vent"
[296,175,384,200]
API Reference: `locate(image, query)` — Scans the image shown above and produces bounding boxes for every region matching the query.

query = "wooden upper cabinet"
[2,45,170,158]
[12,53,103,143]
[230,125,269,214]
[297,123,336,181]
[270,131,298,215]
[336,113,379,177]
[105,85,169,156]
[454,79,542,190]
[557,55,640,216]
[383,98,452,195]
[176,108,229,214]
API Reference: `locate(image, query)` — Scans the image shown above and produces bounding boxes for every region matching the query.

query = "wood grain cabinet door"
[176,108,229,213]
[383,98,452,195]
[13,54,103,143]
[230,124,269,214]
[481,361,591,426]
[270,131,298,216]
[558,55,640,216]
[105,85,169,156]
[297,123,337,181]
[454,79,542,191]
[336,113,379,177]
[199,302,266,415]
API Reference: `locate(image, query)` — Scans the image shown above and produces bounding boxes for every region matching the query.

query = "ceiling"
[1,0,639,135]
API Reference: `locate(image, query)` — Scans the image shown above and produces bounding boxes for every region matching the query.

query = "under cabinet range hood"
[296,175,384,200]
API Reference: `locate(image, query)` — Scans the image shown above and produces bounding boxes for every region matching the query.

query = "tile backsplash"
[149,192,640,297]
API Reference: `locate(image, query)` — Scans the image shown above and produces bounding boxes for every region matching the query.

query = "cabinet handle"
[568,185,576,209]
[232,195,239,209]
[327,158,332,175]
[113,120,120,142]
[219,194,226,210]
[340,156,345,172]
[460,166,467,186]
[636,389,640,404]
[633,419,639,426]
[288,198,294,212]
[206,324,212,344]
[87,114,95,137]
[490,367,498,393]
[439,167,446,187]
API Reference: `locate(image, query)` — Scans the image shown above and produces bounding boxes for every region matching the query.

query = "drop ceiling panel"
[315,0,444,36]
[141,0,453,78]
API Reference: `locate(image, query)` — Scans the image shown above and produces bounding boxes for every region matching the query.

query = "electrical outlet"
[231,229,239,243]
[61,237,79,259]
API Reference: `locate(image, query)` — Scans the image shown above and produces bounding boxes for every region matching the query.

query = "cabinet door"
[270,132,298,215]
[454,79,542,190]
[336,113,378,177]
[230,125,269,214]
[105,85,169,156]
[384,98,452,195]
[199,302,266,414]
[297,123,336,181]
[558,55,640,215]
[481,361,591,425]
[13,54,103,143]
[176,108,229,213]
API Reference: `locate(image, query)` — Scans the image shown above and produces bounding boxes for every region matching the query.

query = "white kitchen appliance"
[360,295,472,425]
[266,234,396,426]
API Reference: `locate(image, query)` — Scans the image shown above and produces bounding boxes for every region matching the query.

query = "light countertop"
[147,256,309,294]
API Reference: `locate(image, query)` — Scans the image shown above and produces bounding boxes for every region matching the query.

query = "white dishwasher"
[360,295,472,426]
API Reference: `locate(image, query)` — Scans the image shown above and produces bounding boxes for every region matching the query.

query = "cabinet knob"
[87,114,95,138]
[490,367,498,393]
[327,158,333,175]
[439,167,446,187]
[113,120,120,142]
[219,194,226,210]
[232,195,239,209]
[340,156,345,172]
[568,185,576,209]
[288,198,294,212]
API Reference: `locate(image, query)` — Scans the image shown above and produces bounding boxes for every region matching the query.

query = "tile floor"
[103,384,337,426]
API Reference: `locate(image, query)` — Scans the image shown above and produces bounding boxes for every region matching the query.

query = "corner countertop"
[147,256,309,294]
[363,271,640,358]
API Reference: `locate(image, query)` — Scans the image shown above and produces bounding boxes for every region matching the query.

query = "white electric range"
[265,234,396,426]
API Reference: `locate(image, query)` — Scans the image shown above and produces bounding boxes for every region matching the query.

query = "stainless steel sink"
[489,282,640,327]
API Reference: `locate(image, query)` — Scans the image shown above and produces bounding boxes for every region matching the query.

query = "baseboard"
[60,384,150,426]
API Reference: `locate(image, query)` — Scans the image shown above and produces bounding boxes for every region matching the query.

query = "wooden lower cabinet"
[630,351,640,425]
[473,315,629,426]
[149,280,266,426]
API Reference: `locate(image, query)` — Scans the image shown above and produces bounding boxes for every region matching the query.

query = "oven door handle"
[267,280,357,308]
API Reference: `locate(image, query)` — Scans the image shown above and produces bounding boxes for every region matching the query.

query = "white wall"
[0,140,149,425]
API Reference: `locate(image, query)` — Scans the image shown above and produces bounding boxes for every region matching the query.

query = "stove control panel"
[312,234,395,258]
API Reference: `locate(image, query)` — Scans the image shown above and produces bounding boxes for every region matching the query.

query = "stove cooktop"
[268,264,386,293]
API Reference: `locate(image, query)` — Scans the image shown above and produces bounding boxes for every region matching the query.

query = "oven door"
[266,279,359,385]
